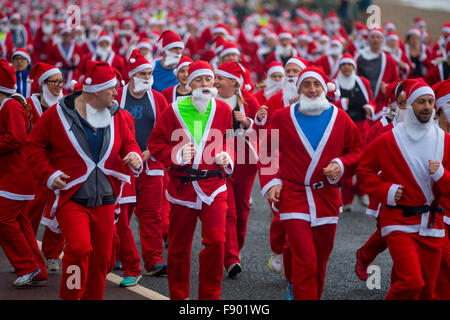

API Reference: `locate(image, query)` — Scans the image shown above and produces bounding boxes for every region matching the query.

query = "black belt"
[284,178,334,190]
[386,204,445,228]
[170,167,231,184]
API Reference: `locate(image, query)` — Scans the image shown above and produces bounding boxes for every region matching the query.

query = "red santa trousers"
[167,193,227,300]
[434,224,450,300]
[134,174,164,272]
[25,184,64,260]
[270,214,286,255]
[113,203,142,277]
[385,231,443,300]
[224,163,257,267]
[57,200,115,300]
[282,219,337,300]
[358,216,387,264]
[0,197,48,278]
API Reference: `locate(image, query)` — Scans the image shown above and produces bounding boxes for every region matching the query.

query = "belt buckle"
[199,169,208,177]
[312,181,324,190]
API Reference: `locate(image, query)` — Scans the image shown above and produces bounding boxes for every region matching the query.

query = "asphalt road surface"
[0,177,393,300]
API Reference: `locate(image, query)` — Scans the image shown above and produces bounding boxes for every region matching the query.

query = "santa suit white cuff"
[126,152,144,177]
[261,178,283,198]
[46,170,64,190]
[254,112,267,126]
[216,151,234,175]
[341,98,349,111]
[239,117,254,134]
[326,158,344,184]
[176,145,192,166]
[431,163,445,181]
[387,184,403,206]
[363,104,375,119]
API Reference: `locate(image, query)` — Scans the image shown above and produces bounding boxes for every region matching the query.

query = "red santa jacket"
[356,126,450,237]
[424,61,450,86]
[256,90,292,129]
[47,41,84,86]
[148,97,234,210]
[161,84,193,105]
[0,97,35,200]
[116,84,169,176]
[25,93,143,231]
[313,54,341,79]
[259,104,363,225]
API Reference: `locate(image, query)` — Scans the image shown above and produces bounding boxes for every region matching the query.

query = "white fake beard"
[191,87,217,114]
[162,51,181,67]
[85,103,112,128]
[42,23,53,35]
[396,106,407,123]
[42,84,63,106]
[95,46,111,61]
[276,44,292,57]
[283,77,299,102]
[132,76,153,93]
[401,104,435,141]
[75,34,86,45]
[299,91,331,116]
[336,71,356,91]
[264,78,283,99]
[328,46,342,57]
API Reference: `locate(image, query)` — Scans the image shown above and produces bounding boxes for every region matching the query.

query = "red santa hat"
[383,21,396,32]
[82,61,117,93]
[0,12,8,23]
[330,36,343,49]
[127,48,153,78]
[368,27,384,38]
[215,61,248,89]
[97,31,112,44]
[385,31,400,42]
[296,65,339,96]
[213,36,227,55]
[338,53,356,69]
[158,30,184,52]
[297,29,311,42]
[186,60,215,90]
[266,61,285,77]
[414,17,426,28]
[219,41,241,59]
[0,58,17,94]
[29,62,61,86]
[432,79,450,110]
[212,23,232,38]
[385,80,403,105]
[43,10,54,20]
[136,38,153,51]
[286,56,310,70]
[406,28,422,38]
[173,55,193,76]
[325,10,339,23]
[11,48,31,64]
[401,78,435,106]
[278,29,293,40]
[442,23,450,35]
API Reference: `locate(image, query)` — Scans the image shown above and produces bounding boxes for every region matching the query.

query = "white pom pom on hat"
[245,84,252,91]
[327,82,336,92]
[85,77,92,85]
[130,58,136,63]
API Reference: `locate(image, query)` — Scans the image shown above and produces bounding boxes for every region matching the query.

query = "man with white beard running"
[259,66,363,299]
[356,78,450,299]
[148,60,234,300]
[115,49,169,280]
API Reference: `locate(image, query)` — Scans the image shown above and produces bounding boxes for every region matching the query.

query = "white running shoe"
[360,195,370,207]
[46,258,60,272]
[268,253,283,274]
[13,269,41,288]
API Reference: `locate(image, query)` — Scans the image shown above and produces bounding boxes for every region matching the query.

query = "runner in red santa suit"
[25,60,143,300]
[431,79,450,299]
[0,58,48,288]
[255,57,310,129]
[254,61,285,107]
[264,29,299,69]
[404,28,433,79]
[0,13,14,60]
[147,60,234,300]
[214,61,260,278]
[383,31,412,80]
[47,27,84,91]
[25,62,65,272]
[260,66,363,299]
[115,48,169,277]
[354,80,406,281]
[162,56,193,104]
[33,10,54,62]
[333,53,375,210]
[313,36,344,80]
[356,78,450,300]
[425,42,450,86]
[356,28,399,122]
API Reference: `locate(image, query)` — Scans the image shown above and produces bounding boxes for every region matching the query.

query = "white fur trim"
[215,69,243,87]
[128,63,153,77]
[219,47,240,58]
[38,68,61,85]
[83,78,117,93]
[187,69,215,86]
[387,184,402,206]
[163,41,185,51]
[406,86,435,106]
